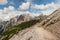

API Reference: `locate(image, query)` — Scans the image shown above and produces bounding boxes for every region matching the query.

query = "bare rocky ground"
[10,23,57,40]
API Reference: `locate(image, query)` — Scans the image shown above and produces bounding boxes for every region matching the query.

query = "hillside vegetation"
[1,20,40,40]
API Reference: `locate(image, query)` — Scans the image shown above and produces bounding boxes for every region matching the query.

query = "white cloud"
[0,6,18,21]
[0,11,21,21]
[4,16,10,20]
[0,10,3,14]
[42,9,55,15]
[8,6,15,11]
[9,1,14,5]
[3,6,15,14]
[19,11,41,17]
[19,2,30,10]
[0,0,8,5]
[32,2,59,10]
[31,2,60,15]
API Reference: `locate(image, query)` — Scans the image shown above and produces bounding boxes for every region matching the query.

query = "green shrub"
[1,20,40,40]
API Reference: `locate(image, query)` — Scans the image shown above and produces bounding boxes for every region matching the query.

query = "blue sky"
[0,0,60,21]
[0,0,57,9]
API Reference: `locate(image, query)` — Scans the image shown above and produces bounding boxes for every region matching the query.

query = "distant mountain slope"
[0,21,8,34]
[1,14,48,40]
[1,14,31,33]
[1,13,47,34]
[1,13,47,40]
[1,20,40,40]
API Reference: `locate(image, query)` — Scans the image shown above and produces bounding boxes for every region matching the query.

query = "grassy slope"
[1,20,40,40]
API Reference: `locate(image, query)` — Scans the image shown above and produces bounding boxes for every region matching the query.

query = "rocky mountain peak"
[2,14,31,32]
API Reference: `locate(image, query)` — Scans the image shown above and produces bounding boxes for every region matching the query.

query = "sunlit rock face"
[2,14,31,32]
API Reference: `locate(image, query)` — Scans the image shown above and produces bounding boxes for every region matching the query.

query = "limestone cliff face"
[10,8,60,40]
[2,14,30,32]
